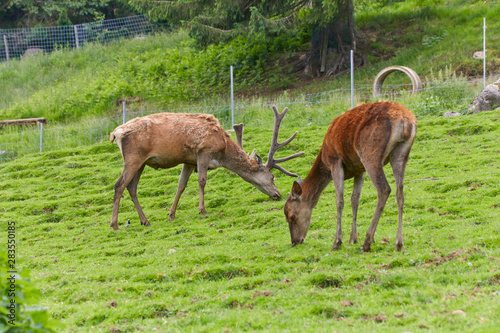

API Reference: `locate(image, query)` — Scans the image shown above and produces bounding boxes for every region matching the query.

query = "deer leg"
[362,165,391,252]
[390,143,412,252]
[126,164,149,226]
[110,162,143,231]
[168,164,195,221]
[197,157,210,216]
[331,164,345,250]
[349,172,365,244]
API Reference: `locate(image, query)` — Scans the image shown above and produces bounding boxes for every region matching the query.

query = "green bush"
[0,252,57,332]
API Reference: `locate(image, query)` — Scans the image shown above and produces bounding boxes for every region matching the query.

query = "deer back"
[321,102,417,178]
[111,113,229,167]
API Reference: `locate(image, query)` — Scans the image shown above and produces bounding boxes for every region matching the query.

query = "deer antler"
[232,123,244,149]
[266,106,305,177]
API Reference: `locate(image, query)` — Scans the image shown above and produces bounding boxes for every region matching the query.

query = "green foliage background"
[1,0,499,124]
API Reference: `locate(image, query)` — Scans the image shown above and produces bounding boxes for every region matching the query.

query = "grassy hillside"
[0,0,499,123]
[1,109,499,332]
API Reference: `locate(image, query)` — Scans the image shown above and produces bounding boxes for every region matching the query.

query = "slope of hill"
[1,110,499,331]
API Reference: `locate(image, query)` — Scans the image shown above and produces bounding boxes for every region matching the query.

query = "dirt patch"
[252,290,275,297]
[340,300,354,307]
[106,301,118,308]
[362,314,387,322]
[423,249,469,268]
[442,293,457,300]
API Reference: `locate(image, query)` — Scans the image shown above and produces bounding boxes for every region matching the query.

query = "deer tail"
[406,121,417,140]
[109,131,116,143]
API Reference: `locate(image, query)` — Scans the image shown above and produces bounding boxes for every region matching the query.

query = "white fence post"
[483,17,486,89]
[230,66,234,127]
[3,35,9,61]
[74,25,80,48]
[38,122,43,153]
[123,101,126,124]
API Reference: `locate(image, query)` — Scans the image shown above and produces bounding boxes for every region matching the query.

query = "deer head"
[232,106,304,200]
[284,178,313,246]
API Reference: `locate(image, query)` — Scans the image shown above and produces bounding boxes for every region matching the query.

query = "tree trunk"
[320,28,329,73]
[303,0,356,77]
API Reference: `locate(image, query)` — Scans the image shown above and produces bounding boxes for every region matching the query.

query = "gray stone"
[22,48,44,59]
[468,78,500,114]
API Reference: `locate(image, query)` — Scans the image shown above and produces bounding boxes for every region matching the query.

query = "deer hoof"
[362,242,371,252]
[349,236,358,244]
[332,240,343,250]
[199,209,208,216]
[168,212,176,221]
[395,242,403,252]
[110,223,119,231]
[141,220,151,226]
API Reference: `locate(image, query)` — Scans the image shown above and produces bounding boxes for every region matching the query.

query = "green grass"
[1,109,499,332]
[0,74,483,164]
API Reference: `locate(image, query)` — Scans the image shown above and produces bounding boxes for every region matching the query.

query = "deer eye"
[290,214,296,222]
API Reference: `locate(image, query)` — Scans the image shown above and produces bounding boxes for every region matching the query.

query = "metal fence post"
[123,101,126,124]
[74,25,80,48]
[3,35,9,61]
[38,122,43,153]
[230,66,234,127]
[483,17,486,89]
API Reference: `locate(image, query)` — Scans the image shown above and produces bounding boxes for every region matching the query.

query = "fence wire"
[0,76,489,163]
[0,15,151,61]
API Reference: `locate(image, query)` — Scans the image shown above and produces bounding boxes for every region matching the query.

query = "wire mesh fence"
[0,15,151,61]
[0,75,490,163]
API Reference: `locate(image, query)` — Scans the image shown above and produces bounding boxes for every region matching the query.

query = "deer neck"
[301,149,332,208]
[221,139,259,181]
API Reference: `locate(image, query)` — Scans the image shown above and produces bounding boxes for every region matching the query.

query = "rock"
[468,78,500,114]
[22,48,44,59]
[451,310,466,317]
[473,51,485,59]
[443,111,461,117]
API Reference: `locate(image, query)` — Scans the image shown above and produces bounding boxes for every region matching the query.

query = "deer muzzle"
[291,238,305,247]
[272,191,282,200]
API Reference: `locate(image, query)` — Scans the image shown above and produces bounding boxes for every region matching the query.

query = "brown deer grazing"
[283,102,417,252]
[109,106,303,230]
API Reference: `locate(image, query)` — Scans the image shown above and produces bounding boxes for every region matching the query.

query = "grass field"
[1,106,499,332]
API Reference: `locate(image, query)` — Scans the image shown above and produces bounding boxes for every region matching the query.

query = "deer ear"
[254,153,263,166]
[297,176,303,185]
[291,180,302,199]
[249,149,256,160]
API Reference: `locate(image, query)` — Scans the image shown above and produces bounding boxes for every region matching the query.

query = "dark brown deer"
[109,106,303,230]
[283,102,417,252]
